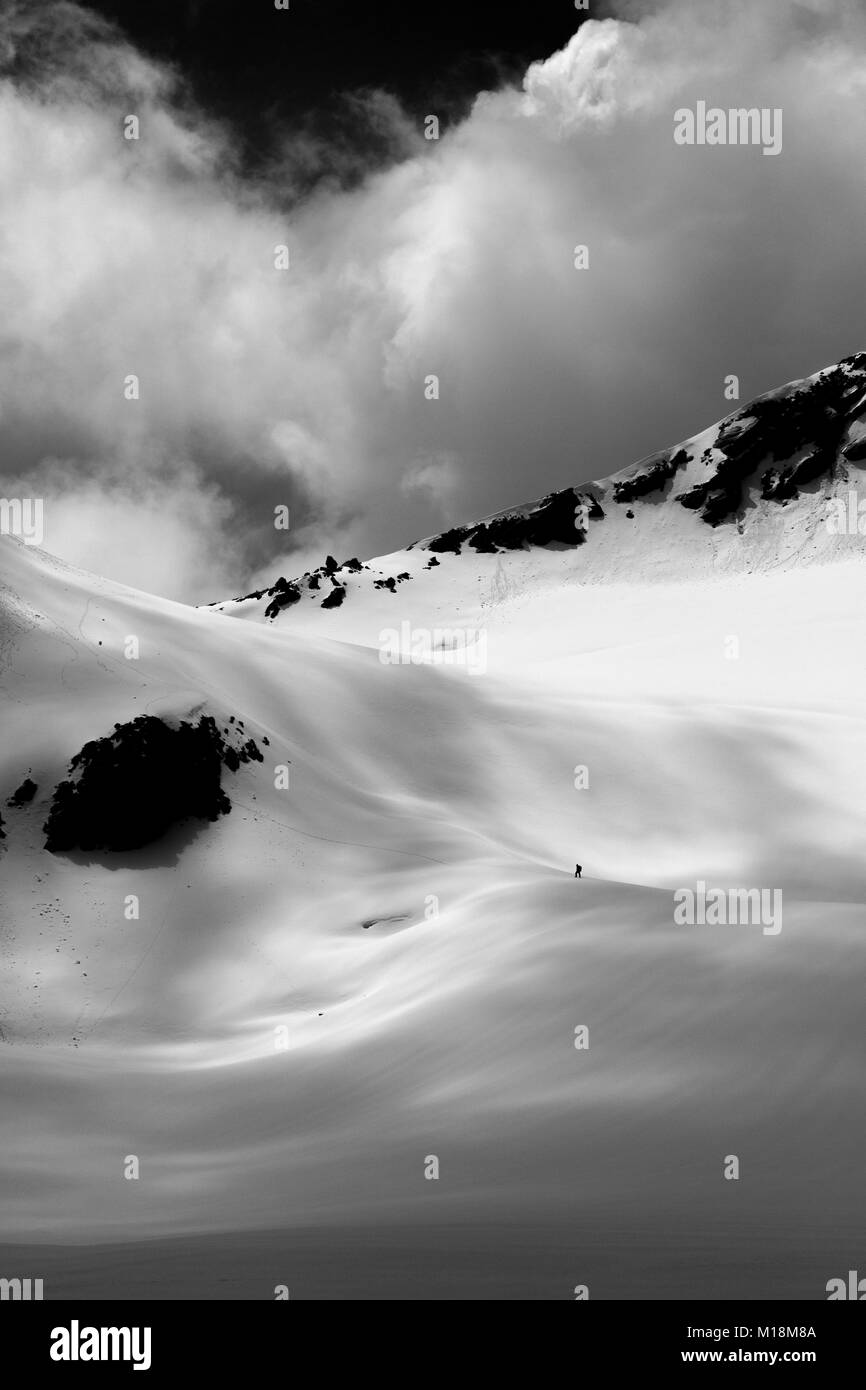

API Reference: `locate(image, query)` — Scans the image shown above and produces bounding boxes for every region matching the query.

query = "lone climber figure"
[574,863,582,879]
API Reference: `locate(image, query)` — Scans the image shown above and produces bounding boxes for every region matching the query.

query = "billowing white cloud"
[3,0,866,599]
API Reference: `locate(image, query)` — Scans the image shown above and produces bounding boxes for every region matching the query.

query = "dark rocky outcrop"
[374,572,413,592]
[264,581,302,620]
[43,716,261,854]
[7,778,37,808]
[426,488,603,556]
[234,555,370,620]
[613,448,690,503]
[676,355,866,525]
[427,524,471,555]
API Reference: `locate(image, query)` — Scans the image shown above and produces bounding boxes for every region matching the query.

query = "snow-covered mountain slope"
[213,354,866,645]
[1,359,866,1296]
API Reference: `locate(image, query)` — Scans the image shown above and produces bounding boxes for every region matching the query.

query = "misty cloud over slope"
[3,0,866,600]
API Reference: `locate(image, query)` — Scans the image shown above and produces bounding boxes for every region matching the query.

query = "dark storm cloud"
[2,0,866,598]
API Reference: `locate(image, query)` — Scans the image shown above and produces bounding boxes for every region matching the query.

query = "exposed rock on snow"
[42,715,261,854]
[3,356,866,1297]
[7,777,37,808]
[214,356,866,626]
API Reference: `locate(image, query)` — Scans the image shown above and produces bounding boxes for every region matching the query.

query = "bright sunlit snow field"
[2,403,866,1295]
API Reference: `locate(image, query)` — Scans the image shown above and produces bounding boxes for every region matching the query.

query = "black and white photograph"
[0,0,865,1341]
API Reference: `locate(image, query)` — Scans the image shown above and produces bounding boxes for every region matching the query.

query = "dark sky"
[79,1,589,155]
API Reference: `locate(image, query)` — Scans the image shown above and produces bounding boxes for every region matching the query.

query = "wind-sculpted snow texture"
[2,359,866,1298]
